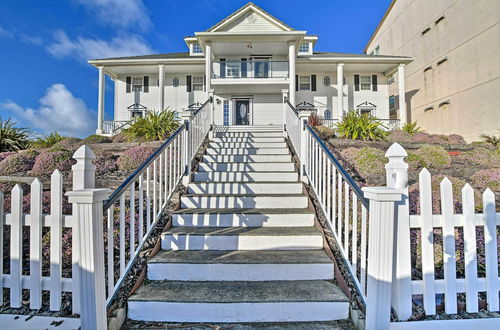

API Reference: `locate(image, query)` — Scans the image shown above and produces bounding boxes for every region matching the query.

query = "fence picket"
[130,183,136,256]
[352,193,358,271]
[0,192,4,305]
[331,168,337,233]
[337,173,342,240]
[138,174,144,245]
[360,204,368,294]
[50,170,63,311]
[344,182,349,253]
[119,194,126,275]
[29,178,43,309]
[107,207,114,296]
[440,178,457,314]
[483,189,499,311]
[419,168,436,315]
[462,184,478,312]
[10,185,23,308]
[146,166,151,230]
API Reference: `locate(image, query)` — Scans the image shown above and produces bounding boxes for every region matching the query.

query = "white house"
[88,2,413,135]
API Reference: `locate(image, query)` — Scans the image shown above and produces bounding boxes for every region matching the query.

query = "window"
[324,109,332,119]
[360,75,371,90]
[435,16,445,25]
[324,76,331,86]
[192,43,202,54]
[437,57,448,66]
[359,108,374,116]
[389,96,396,114]
[132,77,142,92]
[131,111,144,118]
[299,42,309,53]
[223,100,229,126]
[373,46,380,55]
[192,76,204,91]
[421,27,431,36]
[226,61,240,78]
[173,77,179,87]
[299,75,311,90]
[387,74,395,84]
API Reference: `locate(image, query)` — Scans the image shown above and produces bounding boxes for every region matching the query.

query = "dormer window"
[192,43,203,54]
[299,42,310,53]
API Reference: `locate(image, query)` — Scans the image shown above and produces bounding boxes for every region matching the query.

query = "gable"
[217,10,286,32]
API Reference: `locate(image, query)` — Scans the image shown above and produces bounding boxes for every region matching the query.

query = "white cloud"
[47,30,154,60]
[0,26,14,38]
[74,0,151,31]
[1,84,96,137]
[20,34,43,45]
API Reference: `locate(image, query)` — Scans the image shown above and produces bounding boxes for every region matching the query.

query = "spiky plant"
[32,131,66,148]
[479,131,500,148]
[335,111,388,141]
[0,117,31,152]
[122,109,180,141]
[401,121,423,136]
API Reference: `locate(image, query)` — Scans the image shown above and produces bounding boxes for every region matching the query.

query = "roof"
[206,2,294,32]
[89,52,192,61]
[364,0,397,53]
[299,51,411,59]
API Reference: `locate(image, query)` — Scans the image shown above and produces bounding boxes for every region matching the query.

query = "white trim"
[390,318,500,330]
[209,5,293,32]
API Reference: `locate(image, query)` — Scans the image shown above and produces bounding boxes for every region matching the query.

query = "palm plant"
[401,121,423,136]
[32,131,66,148]
[122,109,180,141]
[0,117,31,152]
[335,111,388,141]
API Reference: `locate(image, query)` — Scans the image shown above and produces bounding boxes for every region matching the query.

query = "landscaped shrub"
[388,130,412,143]
[479,131,500,148]
[0,117,31,151]
[341,147,387,176]
[335,111,388,141]
[401,121,423,136]
[315,126,335,139]
[30,150,75,177]
[117,146,156,171]
[83,134,112,144]
[471,169,500,191]
[308,113,321,127]
[457,147,500,168]
[111,133,128,143]
[411,145,451,169]
[0,181,30,194]
[122,110,179,141]
[0,150,38,175]
[32,132,66,148]
[411,132,466,145]
[94,152,118,177]
[447,134,466,145]
[55,137,83,151]
[0,151,16,163]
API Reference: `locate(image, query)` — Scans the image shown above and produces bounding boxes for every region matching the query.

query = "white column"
[363,186,403,330]
[298,110,314,182]
[96,66,105,134]
[281,89,289,130]
[398,64,407,126]
[205,42,212,93]
[337,63,344,119]
[158,64,165,111]
[288,42,296,105]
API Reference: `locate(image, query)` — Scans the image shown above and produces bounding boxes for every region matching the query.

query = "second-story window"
[299,42,310,53]
[192,76,204,91]
[226,61,240,78]
[192,43,203,54]
[299,75,311,90]
[132,77,142,92]
[360,75,372,91]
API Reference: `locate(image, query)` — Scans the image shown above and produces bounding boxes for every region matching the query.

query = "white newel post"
[398,64,407,126]
[298,109,313,182]
[158,64,165,111]
[180,112,193,185]
[385,143,413,320]
[68,145,111,330]
[363,186,403,330]
[281,89,289,130]
[96,67,105,134]
[337,63,344,119]
[288,42,296,105]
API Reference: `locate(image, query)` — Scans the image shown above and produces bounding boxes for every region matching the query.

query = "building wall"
[366,0,500,141]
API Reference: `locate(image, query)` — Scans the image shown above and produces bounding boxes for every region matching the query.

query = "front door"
[235,100,250,125]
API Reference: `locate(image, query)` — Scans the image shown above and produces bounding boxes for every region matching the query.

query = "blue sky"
[0,0,391,137]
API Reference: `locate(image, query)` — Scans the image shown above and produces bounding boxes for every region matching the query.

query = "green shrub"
[457,147,500,168]
[122,110,179,142]
[315,126,335,139]
[30,150,75,176]
[401,121,423,136]
[471,169,500,191]
[411,145,451,169]
[335,111,388,141]
[388,130,412,143]
[479,131,500,148]
[32,132,66,148]
[0,150,38,175]
[341,147,387,176]
[117,147,156,171]
[83,134,112,144]
[55,137,83,151]
[0,117,31,152]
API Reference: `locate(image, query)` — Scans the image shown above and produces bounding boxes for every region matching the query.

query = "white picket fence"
[284,101,500,329]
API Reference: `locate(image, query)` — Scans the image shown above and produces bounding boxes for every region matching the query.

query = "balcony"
[211,60,289,84]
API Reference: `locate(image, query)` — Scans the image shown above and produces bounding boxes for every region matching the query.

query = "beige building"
[365,0,500,142]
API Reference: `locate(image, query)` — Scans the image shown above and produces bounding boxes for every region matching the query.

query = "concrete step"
[194,171,299,182]
[128,280,349,323]
[147,250,334,281]
[205,148,289,155]
[208,142,287,148]
[202,154,292,163]
[180,194,308,209]
[187,182,303,194]
[210,137,285,143]
[214,125,284,132]
[161,226,323,251]
[215,132,284,138]
[197,162,295,172]
[172,208,315,227]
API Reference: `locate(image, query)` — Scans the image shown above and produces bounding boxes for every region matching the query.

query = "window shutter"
[126,76,131,93]
[372,75,378,91]
[143,76,149,93]
[354,74,360,91]
[220,59,226,78]
[311,74,317,91]
[241,58,247,78]
[186,75,192,92]
[203,75,206,92]
[295,75,299,91]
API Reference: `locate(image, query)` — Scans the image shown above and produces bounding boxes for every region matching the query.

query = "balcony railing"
[211,60,289,79]
[319,117,401,131]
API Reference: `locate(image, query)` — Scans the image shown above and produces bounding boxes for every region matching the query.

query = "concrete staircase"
[128,126,349,323]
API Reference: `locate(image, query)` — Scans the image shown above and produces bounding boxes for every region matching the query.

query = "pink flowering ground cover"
[117,146,156,172]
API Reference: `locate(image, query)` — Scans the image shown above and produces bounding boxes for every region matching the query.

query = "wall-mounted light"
[216,98,222,105]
